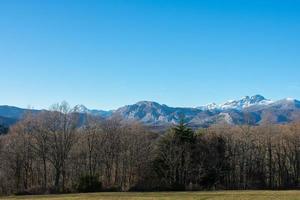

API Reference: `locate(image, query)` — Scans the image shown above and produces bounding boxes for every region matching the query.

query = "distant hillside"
[113,95,300,128]
[0,106,40,132]
[1,95,300,132]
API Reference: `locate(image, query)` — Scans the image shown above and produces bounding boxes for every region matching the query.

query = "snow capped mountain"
[68,95,299,128]
[1,95,300,131]
[220,95,274,110]
[73,104,113,118]
[199,95,274,111]
[262,97,300,110]
[113,95,300,128]
[198,103,219,110]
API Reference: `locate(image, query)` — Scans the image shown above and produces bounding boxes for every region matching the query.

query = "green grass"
[2,191,300,200]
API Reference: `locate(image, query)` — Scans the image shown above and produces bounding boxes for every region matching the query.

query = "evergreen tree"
[153,118,195,190]
[173,118,194,144]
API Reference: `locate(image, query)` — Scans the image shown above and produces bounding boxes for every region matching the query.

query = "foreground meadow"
[2,191,300,200]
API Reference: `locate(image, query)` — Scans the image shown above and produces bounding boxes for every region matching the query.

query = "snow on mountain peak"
[286,97,296,101]
[199,95,273,111]
[198,103,218,110]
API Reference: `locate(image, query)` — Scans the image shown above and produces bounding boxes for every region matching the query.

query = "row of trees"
[155,122,300,190]
[1,102,300,195]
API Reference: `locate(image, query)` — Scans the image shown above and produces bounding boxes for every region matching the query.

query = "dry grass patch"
[2,191,300,200]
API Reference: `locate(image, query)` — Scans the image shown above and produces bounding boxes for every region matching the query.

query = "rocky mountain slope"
[113,95,300,128]
[1,95,300,131]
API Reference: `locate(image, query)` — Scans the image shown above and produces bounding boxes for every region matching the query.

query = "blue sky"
[0,0,300,110]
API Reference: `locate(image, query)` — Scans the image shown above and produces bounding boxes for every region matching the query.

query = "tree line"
[1,102,300,195]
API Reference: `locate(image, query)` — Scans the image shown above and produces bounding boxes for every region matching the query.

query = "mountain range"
[1,95,300,133]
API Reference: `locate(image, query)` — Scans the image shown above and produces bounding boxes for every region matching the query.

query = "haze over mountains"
[1,95,300,133]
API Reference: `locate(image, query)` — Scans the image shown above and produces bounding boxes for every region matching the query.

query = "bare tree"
[46,102,80,192]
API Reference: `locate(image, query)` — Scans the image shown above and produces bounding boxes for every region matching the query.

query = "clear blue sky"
[0,0,300,110]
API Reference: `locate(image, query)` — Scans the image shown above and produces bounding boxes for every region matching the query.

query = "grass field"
[2,191,300,200]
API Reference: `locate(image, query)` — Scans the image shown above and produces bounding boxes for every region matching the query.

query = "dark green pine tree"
[173,118,194,143]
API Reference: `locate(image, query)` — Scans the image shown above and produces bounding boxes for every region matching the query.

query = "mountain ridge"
[112,95,300,128]
[1,95,300,131]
